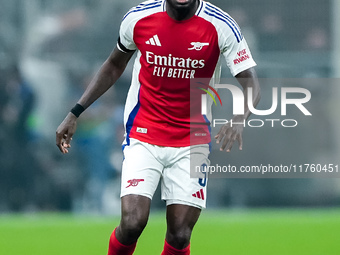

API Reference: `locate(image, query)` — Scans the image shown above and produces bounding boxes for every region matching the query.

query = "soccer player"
[56,0,260,254]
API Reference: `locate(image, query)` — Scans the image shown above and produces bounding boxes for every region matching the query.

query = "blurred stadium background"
[1,0,340,254]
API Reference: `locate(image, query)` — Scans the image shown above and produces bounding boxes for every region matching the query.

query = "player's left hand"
[215,115,244,152]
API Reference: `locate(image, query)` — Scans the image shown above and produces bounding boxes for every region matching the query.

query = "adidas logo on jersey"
[146,35,162,46]
[192,189,205,200]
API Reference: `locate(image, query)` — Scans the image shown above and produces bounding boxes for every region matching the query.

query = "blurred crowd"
[0,65,36,211]
[0,0,338,213]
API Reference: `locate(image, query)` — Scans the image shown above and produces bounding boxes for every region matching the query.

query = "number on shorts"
[198,163,207,187]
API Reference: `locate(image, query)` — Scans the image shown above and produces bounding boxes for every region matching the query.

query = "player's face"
[166,0,198,20]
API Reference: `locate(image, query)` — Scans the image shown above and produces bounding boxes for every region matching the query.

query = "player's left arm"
[215,67,260,152]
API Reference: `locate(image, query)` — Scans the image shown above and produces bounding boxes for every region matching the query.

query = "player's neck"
[166,0,199,21]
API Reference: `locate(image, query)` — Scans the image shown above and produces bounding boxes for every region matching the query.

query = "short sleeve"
[221,34,257,77]
[117,12,138,52]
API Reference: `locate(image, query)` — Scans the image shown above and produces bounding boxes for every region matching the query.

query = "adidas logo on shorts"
[192,189,205,200]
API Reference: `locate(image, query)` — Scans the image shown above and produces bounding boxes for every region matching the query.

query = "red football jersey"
[118,0,256,147]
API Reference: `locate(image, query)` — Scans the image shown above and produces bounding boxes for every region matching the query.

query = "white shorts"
[120,138,210,209]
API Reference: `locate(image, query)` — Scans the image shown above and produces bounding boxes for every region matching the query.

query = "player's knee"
[120,212,148,239]
[167,227,192,248]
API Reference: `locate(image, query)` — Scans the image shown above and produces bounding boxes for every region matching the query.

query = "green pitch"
[0,209,339,255]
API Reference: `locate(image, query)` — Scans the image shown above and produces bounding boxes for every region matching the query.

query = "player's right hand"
[56,113,78,154]
[215,115,244,153]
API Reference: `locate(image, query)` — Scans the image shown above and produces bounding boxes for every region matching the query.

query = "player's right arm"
[56,46,135,154]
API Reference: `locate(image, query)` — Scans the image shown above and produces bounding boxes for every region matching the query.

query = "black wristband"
[70,103,85,118]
